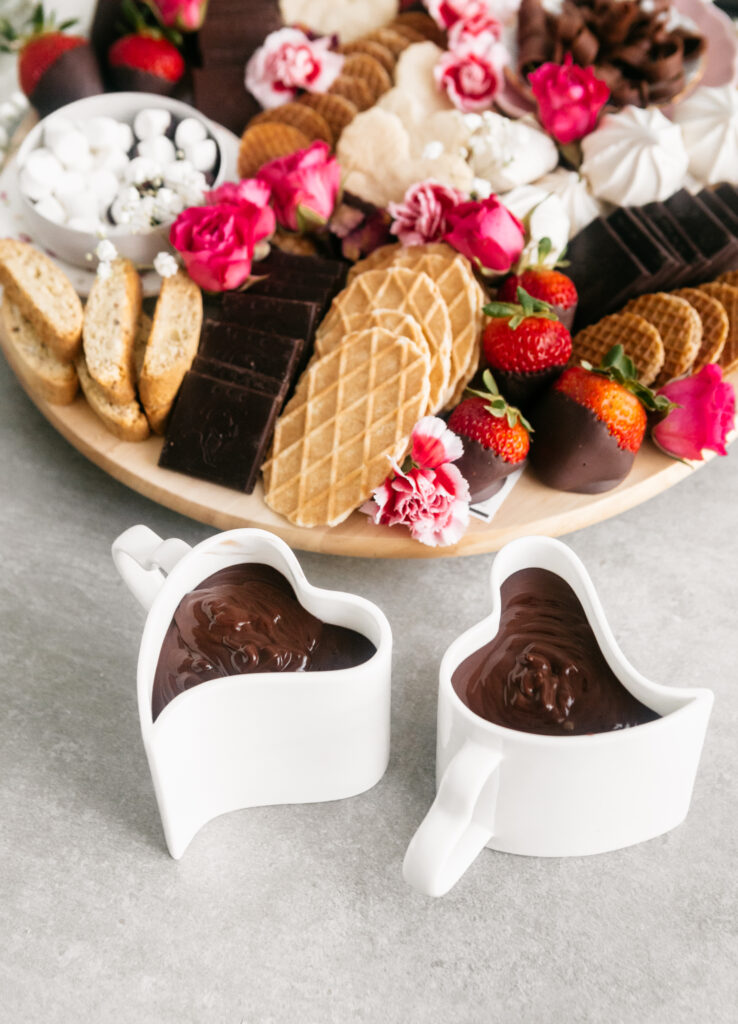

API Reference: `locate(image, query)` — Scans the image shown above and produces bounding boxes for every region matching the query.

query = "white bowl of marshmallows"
[15,92,225,269]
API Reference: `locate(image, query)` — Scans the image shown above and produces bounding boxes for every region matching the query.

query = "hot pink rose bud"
[206,178,275,240]
[434,44,506,113]
[444,196,525,273]
[652,363,736,461]
[388,180,467,246]
[146,0,208,31]
[257,141,341,233]
[529,55,610,145]
[245,27,344,109]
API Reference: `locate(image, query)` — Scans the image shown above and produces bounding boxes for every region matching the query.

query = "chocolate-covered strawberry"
[530,345,674,494]
[448,370,532,503]
[498,266,578,331]
[0,3,103,117]
[107,3,185,97]
[482,287,572,409]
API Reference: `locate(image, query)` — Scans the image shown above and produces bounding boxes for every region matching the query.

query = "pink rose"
[206,178,276,239]
[447,10,502,52]
[444,196,525,272]
[652,364,735,461]
[245,27,344,109]
[426,0,497,30]
[257,141,341,232]
[388,180,466,246]
[529,55,609,145]
[169,199,273,291]
[145,0,207,31]
[434,44,506,112]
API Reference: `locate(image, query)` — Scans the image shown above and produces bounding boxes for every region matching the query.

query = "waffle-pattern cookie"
[341,53,392,100]
[238,123,311,178]
[328,74,375,111]
[572,312,665,385]
[365,27,413,57]
[337,39,396,75]
[697,282,738,373]
[317,267,452,412]
[314,307,429,368]
[716,270,738,290]
[387,23,426,44]
[263,327,430,526]
[391,11,448,47]
[297,92,358,139]
[249,102,333,145]
[672,288,729,372]
[346,243,402,283]
[623,293,701,385]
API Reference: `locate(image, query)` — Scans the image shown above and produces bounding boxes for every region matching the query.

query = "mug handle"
[403,740,502,897]
[112,525,192,611]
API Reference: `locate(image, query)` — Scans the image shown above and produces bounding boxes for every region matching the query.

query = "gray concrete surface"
[1,355,736,1024]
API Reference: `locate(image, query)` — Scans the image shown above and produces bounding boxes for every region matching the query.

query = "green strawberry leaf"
[464,369,533,432]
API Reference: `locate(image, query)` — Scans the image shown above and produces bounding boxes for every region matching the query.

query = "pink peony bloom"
[444,195,525,272]
[434,43,506,112]
[652,364,735,461]
[169,198,274,292]
[146,0,207,31]
[447,10,502,52]
[426,0,498,30]
[245,27,344,109]
[206,178,276,239]
[257,141,341,232]
[388,179,466,246]
[529,55,609,145]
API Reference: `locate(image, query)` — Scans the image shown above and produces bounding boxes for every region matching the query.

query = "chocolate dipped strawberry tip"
[582,344,676,416]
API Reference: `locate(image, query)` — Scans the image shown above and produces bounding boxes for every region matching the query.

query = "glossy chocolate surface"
[530,390,634,494]
[152,563,376,719]
[494,365,563,411]
[452,568,660,736]
[456,437,521,504]
[30,45,104,117]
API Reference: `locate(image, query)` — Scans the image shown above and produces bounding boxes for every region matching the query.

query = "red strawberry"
[448,370,531,502]
[108,33,185,91]
[0,4,103,116]
[530,345,674,494]
[482,286,572,409]
[498,268,578,313]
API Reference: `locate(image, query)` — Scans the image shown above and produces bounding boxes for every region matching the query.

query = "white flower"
[152,186,184,222]
[96,260,112,280]
[154,251,179,278]
[94,239,118,263]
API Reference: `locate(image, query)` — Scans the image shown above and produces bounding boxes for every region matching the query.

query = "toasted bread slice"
[0,295,78,405]
[75,351,150,442]
[132,311,153,382]
[82,258,142,404]
[139,271,203,434]
[0,238,83,360]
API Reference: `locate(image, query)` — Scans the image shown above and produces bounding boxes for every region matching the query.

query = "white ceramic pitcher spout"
[403,536,714,898]
[113,525,393,859]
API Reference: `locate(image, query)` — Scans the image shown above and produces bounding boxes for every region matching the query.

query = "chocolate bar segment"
[567,218,649,329]
[663,190,738,281]
[698,188,738,238]
[606,207,680,293]
[221,294,320,347]
[199,320,304,381]
[192,356,288,399]
[634,204,705,288]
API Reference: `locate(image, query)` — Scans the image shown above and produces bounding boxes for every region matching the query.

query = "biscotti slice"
[139,272,203,433]
[0,295,78,405]
[132,312,153,381]
[82,258,142,404]
[0,238,83,360]
[75,351,150,442]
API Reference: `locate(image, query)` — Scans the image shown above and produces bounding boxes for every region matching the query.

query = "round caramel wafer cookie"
[249,102,333,145]
[391,11,448,48]
[263,327,430,527]
[317,267,452,412]
[365,28,414,58]
[341,53,393,100]
[238,123,312,179]
[716,270,738,289]
[672,287,728,373]
[337,40,396,76]
[328,74,375,112]
[623,293,701,386]
[572,312,664,386]
[387,23,426,44]
[697,282,738,373]
[298,92,358,139]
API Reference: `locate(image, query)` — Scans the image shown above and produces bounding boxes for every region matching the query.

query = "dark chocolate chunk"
[193,66,260,136]
[192,355,287,399]
[29,44,104,118]
[715,183,738,218]
[639,203,708,286]
[159,371,282,493]
[254,248,348,288]
[567,218,649,330]
[199,320,303,381]
[606,206,680,292]
[663,190,738,281]
[697,188,738,237]
[245,277,335,315]
[220,294,319,346]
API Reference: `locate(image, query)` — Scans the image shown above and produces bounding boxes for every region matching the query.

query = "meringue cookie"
[671,85,738,187]
[466,112,559,193]
[533,168,606,238]
[500,185,570,270]
[581,106,688,206]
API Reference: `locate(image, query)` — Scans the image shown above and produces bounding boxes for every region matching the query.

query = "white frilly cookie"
[466,112,559,193]
[500,184,570,271]
[671,85,738,187]
[533,168,606,238]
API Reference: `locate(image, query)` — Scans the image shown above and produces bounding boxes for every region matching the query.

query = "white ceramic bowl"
[16,92,226,269]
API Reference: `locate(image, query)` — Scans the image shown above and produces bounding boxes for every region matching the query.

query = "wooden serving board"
[2,319,731,559]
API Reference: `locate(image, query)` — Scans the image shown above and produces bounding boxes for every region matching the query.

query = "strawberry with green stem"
[448,370,532,503]
[497,239,579,331]
[107,0,185,96]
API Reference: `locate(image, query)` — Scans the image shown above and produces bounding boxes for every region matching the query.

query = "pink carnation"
[444,195,525,272]
[529,55,609,145]
[652,364,735,461]
[434,44,506,113]
[388,180,466,246]
[257,141,341,232]
[245,27,344,109]
[447,10,502,52]
[426,0,497,30]
[411,415,464,468]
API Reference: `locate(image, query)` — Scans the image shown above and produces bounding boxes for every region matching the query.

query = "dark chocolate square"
[639,203,708,286]
[199,320,303,381]
[246,277,335,314]
[567,218,649,329]
[715,183,738,218]
[159,371,281,493]
[698,188,738,236]
[193,66,259,136]
[663,190,737,281]
[606,207,680,292]
[220,294,319,345]
[192,355,287,399]
[254,249,348,288]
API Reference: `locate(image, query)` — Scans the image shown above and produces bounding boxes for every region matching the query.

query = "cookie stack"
[263,242,486,527]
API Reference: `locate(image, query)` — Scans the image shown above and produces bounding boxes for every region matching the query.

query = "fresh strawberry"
[498,268,578,313]
[109,33,184,82]
[0,4,103,114]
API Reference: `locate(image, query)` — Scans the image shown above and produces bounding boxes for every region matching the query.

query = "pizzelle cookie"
[623,293,701,385]
[263,327,430,527]
[317,267,452,411]
[672,287,728,372]
[697,282,738,373]
[571,312,665,385]
[314,306,429,365]
[237,123,312,178]
[346,243,402,283]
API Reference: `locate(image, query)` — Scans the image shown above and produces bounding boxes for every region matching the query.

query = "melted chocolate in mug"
[452,568,659,736]
[152,563,376,720]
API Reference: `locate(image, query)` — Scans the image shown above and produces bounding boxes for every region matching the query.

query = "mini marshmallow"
[23,147,64,187]
[54,171,95,221]
[88,168,120,213]
[125,156,162,185]
[82,116,124,151]
[133,108,172,141]
[43,115,75,150]
[163,160,207,204]
[50,129,92,170]
[137,135,176,166]
[67,216,104,234]
[184,138,218,173]
[116,122,135,152]
[19,166,52,201]
[93,147,129,176]
[174,117,207,149]
[34,194,67,225]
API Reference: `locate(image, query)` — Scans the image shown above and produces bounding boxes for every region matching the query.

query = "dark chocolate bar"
[199,320,303,381]
[567,218,649,329]
[159,371,282,493]
[715,183,738,218]
[663,190,738,281]
[192,355,288,399]
[697,188,738,237]
[253,249,348,287]
[605,207,680,293]
[220,294,320,345]
[245,277,335,314]
[638,203,708,287]
[193,66,260,136]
